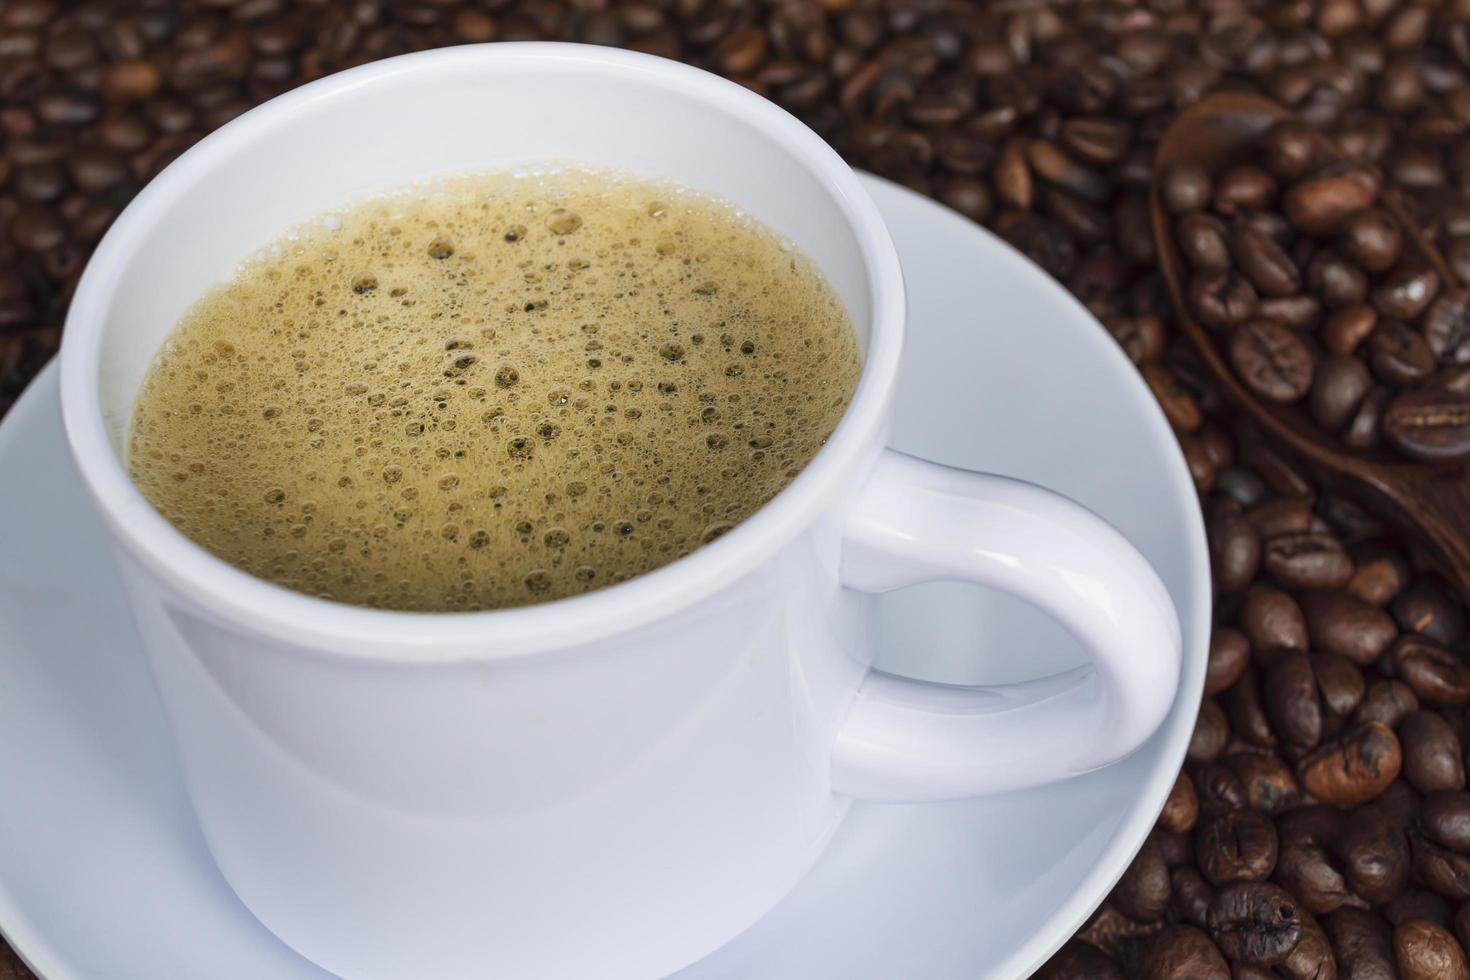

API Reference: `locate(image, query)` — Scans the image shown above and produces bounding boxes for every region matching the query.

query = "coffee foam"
[128,168,860,611]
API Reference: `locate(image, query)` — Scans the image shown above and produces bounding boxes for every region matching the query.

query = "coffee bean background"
[7,0,1470,976]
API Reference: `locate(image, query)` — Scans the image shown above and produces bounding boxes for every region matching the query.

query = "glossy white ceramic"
[0,174,1209,979]
[56,46,1183,979]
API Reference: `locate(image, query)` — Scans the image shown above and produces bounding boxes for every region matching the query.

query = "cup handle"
[831,449,1183,803]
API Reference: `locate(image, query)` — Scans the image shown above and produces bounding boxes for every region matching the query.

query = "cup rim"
[58,43,905,663]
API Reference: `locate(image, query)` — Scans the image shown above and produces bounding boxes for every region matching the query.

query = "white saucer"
[0,174,1209,980]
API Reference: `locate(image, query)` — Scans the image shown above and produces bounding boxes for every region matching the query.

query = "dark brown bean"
[1393,587,1467,646]
[100,59,161,104]
[1226,751,1304,815]
[1424,793,1470,853]
[1228,667,1280,750]
[1110,835,1171,922]
[1382,389,1470,463]
[1323,304,1379,355]
[1344,386,1392,449]
[1191,700,1231,764]
[1189,270,1258,331]
[1314,652,1367,721]
[1172,866,1216,929]
[1230,319,1315,403]
[1369,320,1437,386]
[1373,264,1441,321]
[1285,167,1380,236]
[1301,590,1399,665]
[1264,532,1355,591]
[1246,497,1316,539]
[1412,832,1470,902]
[1178,213,1232,273]
[1210,880,1304,964]
[1276,806,1355,914]
[1207,628,1251,696]
[1324,907,1396,980]
[1161,771,1201,834]
[1355,681,1420,730]
[1395,919,1470,980]
[1214,166,1278,215]
[1268,651,1324,753]
[1309,251,1370,308]
[1264,122,1322,182]
[1257,294,1323,331]
[1278,908,1335,980]
[1209,510,1260,593]
[1298,722,1403,805]
[1242,584,1310,654]
[1425,291,1470,365]
[1400,711,1467,794]
[1197,763,1251,816]
[1393,636,1470,704]
[1311,354,1373,432]
[1339,805,1411,906]
[1139,924,1229,979]
[1342,208,1403,272]
[1034,940,1126,980]
[1198,809,1279,885]
[1163,161,1213,215]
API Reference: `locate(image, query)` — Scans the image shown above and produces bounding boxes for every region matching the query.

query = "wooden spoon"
[1151,91,1470,595]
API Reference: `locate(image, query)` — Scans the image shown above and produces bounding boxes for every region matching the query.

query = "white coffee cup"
[59,43,1182,980]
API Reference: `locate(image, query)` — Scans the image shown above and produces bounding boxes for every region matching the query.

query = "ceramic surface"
[0,173,1208,980]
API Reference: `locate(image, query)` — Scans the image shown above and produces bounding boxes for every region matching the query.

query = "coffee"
[127,169,860,611]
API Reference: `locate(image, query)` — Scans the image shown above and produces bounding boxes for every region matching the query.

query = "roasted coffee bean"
[1298,722,1403,805]
[1314,652,1367,722]
[1258,293,1324,330]
[1286,166,1380,236]
[1178,213,1232,272]
[1339,805,1411,906]
[1268,651,1325,752]
[1347,550,1409,608]
[1309,251,1371,308]
[1226,751,1305,815]
[1264,122,1322,182]
[1400,711,1467,793]
[1373,264,1441,321]
[1197,763,1251,816]
[1235,222,1303,297]
[1425,291,1470,364]
[1342,208,1404,272]
[1034,941,1126,980]
[1141,925,1229,980]
[1395,919,1470,980]
[1208,510,1260,592]
[1276,806,1356,914]
[1207,628,1251,696]
[1394,636,1470,704]
[1242,584,1311,654]
[1228,666,1281,750]
[1325,907,1396,980]
[1215,167,1278,215]
[1383,388,1470,462]
[1393,587,1467,646]
[1197,809,1279,885]
[1230,319,1315,403]
[1210,881,1304,964]
[1279,908,1336,980]
[1140,362,1202,432]
[1189,270,1258,331]
[1246,497,1316,538]
[1323,304,1379,354]
[1311,353,1374,431]
[1368,320,1437,387]
[1172,866,1216,929]
[1156,828,1194,868]
[1264,532,1354,590]
[1344,386,1392,449]
[1412,831,1470,901]
[1423,793,1470,853]
[1161,771,1201,834]
[1191,700,1231,764]
[1355,680,1421,730]
[1110,836,1171,922]
[1301,590,1399,665]
[1163,161,1213,215]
